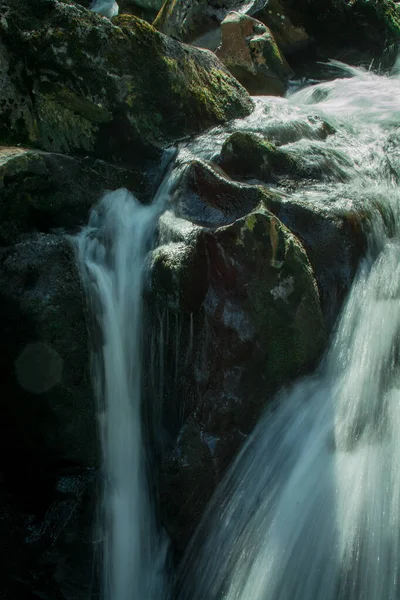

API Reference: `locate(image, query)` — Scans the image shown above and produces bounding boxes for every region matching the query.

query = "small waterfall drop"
[177,63,400,600]
[76,185,170,600]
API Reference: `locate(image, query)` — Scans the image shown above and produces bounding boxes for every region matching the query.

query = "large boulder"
[253,0,309,55]
[215,12,292,96]
[148,160,327,551]
[0,0,252,189]
[154,0,308,55]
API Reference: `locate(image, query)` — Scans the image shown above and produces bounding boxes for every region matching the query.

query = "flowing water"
[76,181,173,600]
[77,60,400,600]
[176,63,400,600]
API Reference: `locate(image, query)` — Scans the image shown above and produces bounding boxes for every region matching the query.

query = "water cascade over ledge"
[76,181,173,600]
[77,60,400,600]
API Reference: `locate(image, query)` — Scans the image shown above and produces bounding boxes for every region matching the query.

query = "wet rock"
[217,131,301,181]
[119,0,164,20]
[216,129,348,187]
[215,12,292,96]
[0,0,252,183]
[214,131,366,327]
[148,162,326,551]
[0,146,155,246]
[267,195,368,330]
[0,469,97,600]
[160,418,216,553]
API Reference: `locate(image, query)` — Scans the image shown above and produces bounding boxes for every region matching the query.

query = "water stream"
[76,183,171,600]
[77,60,400,600]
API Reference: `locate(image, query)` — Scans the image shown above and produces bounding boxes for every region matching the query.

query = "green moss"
[35,95,97,154]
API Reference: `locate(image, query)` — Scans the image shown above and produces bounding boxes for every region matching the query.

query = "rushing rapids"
[77,59,400,600]
[177,63,400,600]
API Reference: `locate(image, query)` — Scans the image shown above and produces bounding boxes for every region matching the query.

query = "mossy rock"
[218,131,298,181]
[0,0,253,178]
[217,130,348,186]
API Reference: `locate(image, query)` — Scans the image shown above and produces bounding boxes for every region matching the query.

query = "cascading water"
[74,59,400,600]
[76,184,171,600]
[177,63,400,600]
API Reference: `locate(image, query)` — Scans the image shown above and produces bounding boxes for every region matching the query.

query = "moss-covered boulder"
[215,12,292,96]
[218,131,301,181]
[0,0,252,183]
[216,129,346,186]
[215,131,367,328]
[148,161,326,551]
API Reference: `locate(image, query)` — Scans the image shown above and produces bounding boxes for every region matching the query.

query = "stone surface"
[214,130,367,328]
[215,12,292,96]
[254,0,309,54]
[148,160,327,552]
[0,0,253,187]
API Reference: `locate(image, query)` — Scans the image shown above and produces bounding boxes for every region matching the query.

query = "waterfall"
[76,183,171,600]
[177,63,400,600]
[74,59,400,600]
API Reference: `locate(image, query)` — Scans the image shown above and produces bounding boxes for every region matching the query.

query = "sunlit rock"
[215,12,292,96]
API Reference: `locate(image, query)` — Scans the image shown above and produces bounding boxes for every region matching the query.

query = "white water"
[177,63,400,600]
[90,0,119,18]
[76,187,169,600]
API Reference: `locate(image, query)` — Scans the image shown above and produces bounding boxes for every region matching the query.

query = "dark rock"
[253,0,309,55]
[216,129,348,187]
[281,0,400,55]
[154,0,269,43]
[0,234,96,470]
[148,162,326,551]
[0,146,156,246]
[213,130,368,328]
